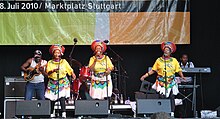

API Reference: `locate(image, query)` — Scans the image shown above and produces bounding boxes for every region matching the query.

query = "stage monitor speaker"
[15,100,51,116]
[136,99,171,114]
[4,99,23,119]
[75,100,109,116]
[4,76,26,98]
[139,80,156,94]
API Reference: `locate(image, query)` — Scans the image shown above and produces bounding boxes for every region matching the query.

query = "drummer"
[75,66,92,100]
[88,40,114,99]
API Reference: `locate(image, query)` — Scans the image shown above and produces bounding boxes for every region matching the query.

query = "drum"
[72,79,81,94]
[79,66,91,82]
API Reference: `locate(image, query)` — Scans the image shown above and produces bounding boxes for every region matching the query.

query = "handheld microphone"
[95,51,101,59]
[97,51,101,54]
[103,40,109,44]
[96,51,101,56]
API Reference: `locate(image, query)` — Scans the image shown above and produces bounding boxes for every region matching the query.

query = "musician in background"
[177,54,194,83]
[21,50,47,100]
[45,44,76,118]
[140,41,185,117]
[179,54,194,68]
[89,40,114,99]
[175,54,195,117]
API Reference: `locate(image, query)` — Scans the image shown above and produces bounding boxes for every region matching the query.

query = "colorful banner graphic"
[0,0,190,45]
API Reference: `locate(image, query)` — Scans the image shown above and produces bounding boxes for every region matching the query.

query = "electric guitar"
[24,64,45,81]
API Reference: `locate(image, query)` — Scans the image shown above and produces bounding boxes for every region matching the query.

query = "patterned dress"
[89,55,114,99]
[45,59,73,101]
[151,57,182,97]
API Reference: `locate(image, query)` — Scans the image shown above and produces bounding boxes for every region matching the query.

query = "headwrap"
[49,44,65,55]
[91,40,107,52]
[161,41,176,53]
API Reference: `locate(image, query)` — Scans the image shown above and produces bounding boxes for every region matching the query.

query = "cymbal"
[68,58,82,68]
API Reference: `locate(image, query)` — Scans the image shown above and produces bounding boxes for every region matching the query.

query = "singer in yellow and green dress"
[140,41,186,115]
[88,40,114,100]
[45,44,76,118]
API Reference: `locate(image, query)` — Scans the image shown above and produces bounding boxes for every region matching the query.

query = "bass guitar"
[24,64,45,81]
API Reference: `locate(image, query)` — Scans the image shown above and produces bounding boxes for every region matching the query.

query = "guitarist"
[21,50,47,100]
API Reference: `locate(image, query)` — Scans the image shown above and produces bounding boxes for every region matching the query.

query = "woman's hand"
[181,76,186,80]
[140,73,149,81]
[105,68,112,76]
[48,68,58,75]
[140,70,155,81]
[178,71,186,81]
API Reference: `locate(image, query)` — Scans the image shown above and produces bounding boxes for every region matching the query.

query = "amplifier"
[4,76,26,98]
[75,100,109,116]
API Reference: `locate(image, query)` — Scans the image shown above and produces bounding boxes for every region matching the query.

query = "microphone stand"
[120,64,129,99]
[104,52,109,102]
[68,38,77,67]
[103,41,111,107]
[108,46,125,97]
[56,58,61,117]
[68,39,78,101]
[163,55,168,98]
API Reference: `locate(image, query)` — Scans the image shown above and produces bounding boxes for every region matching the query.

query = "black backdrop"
[0,0,220,118]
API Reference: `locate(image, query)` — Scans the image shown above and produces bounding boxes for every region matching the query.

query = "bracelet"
[146,72,149,76]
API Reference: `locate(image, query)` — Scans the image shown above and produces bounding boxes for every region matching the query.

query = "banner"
[0,0,190,45]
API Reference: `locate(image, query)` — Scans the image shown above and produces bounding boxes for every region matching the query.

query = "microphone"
[95,51,101,59]
[103,40,109,44]
[73,38,78,43]
[96,51,101,56]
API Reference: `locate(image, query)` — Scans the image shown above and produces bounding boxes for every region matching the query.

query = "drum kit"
[72,66,91,95]
[67,58,92,99]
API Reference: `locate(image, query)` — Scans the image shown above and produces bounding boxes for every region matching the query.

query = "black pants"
[50,97,66,114]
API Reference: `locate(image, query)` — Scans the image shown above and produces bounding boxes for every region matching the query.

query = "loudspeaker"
[4,99,23,119]
[139,80,156,94]
[140,81,151,92]
[15,100,51,116]
[136,99,171,114]
[4,76,26,98]
[75,100,109,116]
